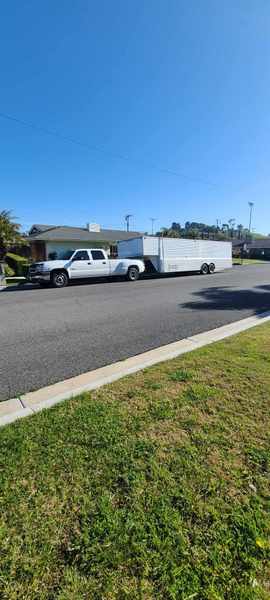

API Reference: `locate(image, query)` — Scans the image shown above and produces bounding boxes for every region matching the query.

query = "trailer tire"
[209,262,215,274]
[51,270,69,288]
[200,263,209,275]
[126,266,140,281]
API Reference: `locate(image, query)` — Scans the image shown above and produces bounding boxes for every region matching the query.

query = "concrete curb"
[1,310,270,427]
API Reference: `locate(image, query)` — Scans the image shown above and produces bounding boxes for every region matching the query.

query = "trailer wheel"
[200,263,209,275]
[126,266,140,281]
[51,270,69,288]
[209,262,215,274]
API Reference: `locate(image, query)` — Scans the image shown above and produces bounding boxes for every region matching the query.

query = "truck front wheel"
[126,266,140,281]
[51,270,69,288]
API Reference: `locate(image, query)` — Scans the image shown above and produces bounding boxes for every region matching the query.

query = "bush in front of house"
[6,252,30,276]
[4,263,15,277]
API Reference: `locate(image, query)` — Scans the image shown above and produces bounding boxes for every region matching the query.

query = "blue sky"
[1,0,270,234]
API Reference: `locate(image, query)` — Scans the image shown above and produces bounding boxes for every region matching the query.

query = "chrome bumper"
[29,272,51,282]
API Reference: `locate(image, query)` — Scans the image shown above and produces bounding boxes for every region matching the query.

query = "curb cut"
[1,310,270,427]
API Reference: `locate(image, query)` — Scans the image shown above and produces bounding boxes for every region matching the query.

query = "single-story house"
[246,239,270,260]
[232,238,270,260]
[28,224,142,261]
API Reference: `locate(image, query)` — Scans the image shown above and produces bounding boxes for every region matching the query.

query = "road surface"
[1,264,270,401]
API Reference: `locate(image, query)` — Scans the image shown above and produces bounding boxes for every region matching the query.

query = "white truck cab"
[29,248,145,288]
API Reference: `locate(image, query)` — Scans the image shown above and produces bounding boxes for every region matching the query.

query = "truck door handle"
[102,261,106,264]
[88,262,92,265]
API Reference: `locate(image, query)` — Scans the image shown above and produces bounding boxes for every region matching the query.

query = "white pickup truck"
[28,248,145,288]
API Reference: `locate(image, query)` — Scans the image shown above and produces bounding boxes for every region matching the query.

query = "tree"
[237,224,244,240]
[171,222,181,234]
[167,228,181,238]
[228,218,236,238]
[222,224,229,238]
[0,210,24,260]
[156,219,262,242]
[156,227,169,237]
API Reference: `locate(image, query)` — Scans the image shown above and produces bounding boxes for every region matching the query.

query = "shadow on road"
[1,283,39,292]
[181,285,270,316]
[2,265,269,294]
[1,270,206,292]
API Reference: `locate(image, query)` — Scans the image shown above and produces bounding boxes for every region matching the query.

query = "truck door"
[69,250,92,278]
[89,250,110,277]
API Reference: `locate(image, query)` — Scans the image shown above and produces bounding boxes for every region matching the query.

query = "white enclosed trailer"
[117,237,232,275]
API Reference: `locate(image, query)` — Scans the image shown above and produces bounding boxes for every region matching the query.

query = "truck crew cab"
[29,248,145,288]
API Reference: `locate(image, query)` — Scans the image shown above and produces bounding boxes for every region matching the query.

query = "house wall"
[31,242,46,261]
[249,247,270,260]
[45,240,110,259]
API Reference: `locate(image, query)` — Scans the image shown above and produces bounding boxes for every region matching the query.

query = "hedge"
[6,253,30,277]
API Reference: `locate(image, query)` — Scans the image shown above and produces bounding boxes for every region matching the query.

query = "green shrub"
[4,263,15,277]
[6,252,30,276]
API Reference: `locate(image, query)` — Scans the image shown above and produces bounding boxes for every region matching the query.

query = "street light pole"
[125,214,133,232]
[248,202,254,233]
[150,218,157,236]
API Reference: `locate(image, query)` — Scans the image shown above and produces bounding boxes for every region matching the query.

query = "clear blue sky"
[1,0,270,234]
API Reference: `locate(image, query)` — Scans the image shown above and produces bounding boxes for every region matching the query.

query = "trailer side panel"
[117,237,232,274]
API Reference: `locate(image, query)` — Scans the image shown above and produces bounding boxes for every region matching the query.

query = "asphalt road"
[1,264,270,401]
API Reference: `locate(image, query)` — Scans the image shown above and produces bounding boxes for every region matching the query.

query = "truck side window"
[73,251,89,261]
[91,250,105,260]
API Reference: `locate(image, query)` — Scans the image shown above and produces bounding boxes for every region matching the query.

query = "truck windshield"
[58,250,74,260]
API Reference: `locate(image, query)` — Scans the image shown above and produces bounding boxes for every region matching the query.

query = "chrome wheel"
[127,267,139,281]
[52,271,68,288]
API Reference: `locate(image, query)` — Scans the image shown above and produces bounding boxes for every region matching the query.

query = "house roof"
[28,225,142,243]
[29,224,56,234]
[232,239,270,250]
[232,239,244,247]
[248,239,270,249]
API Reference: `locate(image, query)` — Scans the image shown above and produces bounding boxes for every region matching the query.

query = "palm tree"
[237,224,244,240]
[228,218,236,238]
[0,210,24,260]
[222,224,229,238]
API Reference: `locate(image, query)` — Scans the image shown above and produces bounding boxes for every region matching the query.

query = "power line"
[0,110,219,187]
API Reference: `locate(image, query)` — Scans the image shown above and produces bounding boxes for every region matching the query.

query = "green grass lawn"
[233,258,268,265]
[1,325,270,599]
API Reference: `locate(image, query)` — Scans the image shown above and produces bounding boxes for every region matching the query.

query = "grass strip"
[0,324,270,599]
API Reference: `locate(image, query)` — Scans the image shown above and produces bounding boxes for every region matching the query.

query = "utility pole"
[248,202,254,233]
[125,214,133,232]
[150,218,157,236]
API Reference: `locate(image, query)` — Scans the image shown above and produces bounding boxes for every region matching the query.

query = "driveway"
[1,264,270,401]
